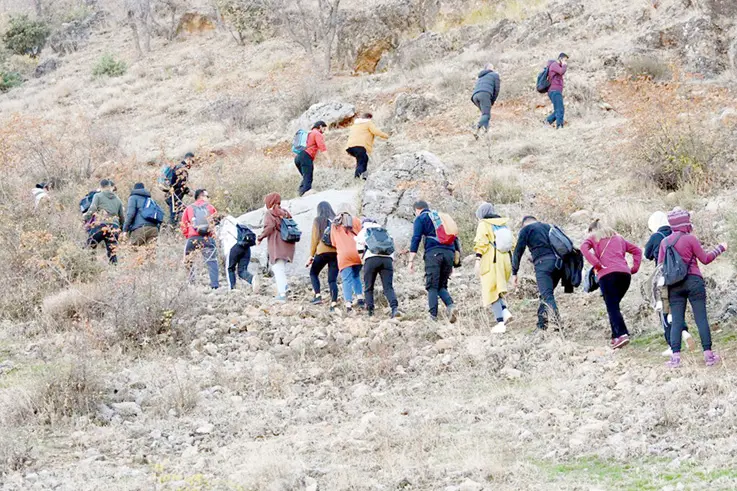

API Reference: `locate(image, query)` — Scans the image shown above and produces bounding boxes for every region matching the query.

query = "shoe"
[356,298,366,309]
[502,309,513,323]
[251,275,261,293]
[704,350,721,367]
[391,308,400,319]
[329,302,337,312]
[666,352,681,368]
[367,310,374,317]
[661,347,673,357]
[429,314,438,323]
[683,331,696,351]
[311,295,323,305]
[612,335,630,349]
[275,295,287,302]
[345,305,353,314]
[447,305,458,324]
[491,322,506,334]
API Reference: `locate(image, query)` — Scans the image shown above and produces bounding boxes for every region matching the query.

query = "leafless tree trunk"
[127,8,144,58]
[34,0,44,18]
[141,0,152,52]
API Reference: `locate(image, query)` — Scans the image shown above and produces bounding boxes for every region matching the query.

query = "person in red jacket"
[181,189,219,289]
[581,219,642,349]
[658,209,727,368]
[545,53,568,129]
[295,121,328,196]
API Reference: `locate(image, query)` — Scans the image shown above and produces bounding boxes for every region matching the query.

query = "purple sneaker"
[704,350,721,367]
[666,352,681,368]
[612,335,630,349]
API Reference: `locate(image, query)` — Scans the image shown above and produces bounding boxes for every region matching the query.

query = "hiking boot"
[391,307,400,319]
[704,350,721,367]
[491,322,506,334]
[661,347,673,357]
[367,309,374,317]
[329,302,337,313]
[665,352,681,368]
[447,305,458,324]
[345,304,353,314]
[502,309,513,323]
[683,331,696,351]
[311,295,323,305]
[612,335,630,349]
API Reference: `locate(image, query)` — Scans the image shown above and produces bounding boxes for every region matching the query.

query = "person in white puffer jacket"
[355,218,399,319]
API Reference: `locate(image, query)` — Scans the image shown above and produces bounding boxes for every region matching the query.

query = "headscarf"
[264,193,281,210]
[647,211,669,233]
[334,203,356,229]
[667,208,692,234]
[475,202,497,220]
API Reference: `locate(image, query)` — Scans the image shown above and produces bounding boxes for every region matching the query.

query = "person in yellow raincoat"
[473,202,514,333]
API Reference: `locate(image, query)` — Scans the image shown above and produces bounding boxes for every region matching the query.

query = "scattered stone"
[195,423,214,435]
[111,402,142,419]
[458,478,484,491]
[34,58,60,78]
[501,367,523,380]
[393,92,444,123]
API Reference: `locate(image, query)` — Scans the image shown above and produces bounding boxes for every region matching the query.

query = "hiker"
[164,152,194,226]
[471,63,501,138]
[307,201,339,311]
[294,121,327,196]
[511,216,561,330]
[473,203,514,333]
[345,113,389,179]
[545,53,568,129]
[330,205,364,312]
[257,193,295,301]
[123,183,161,246]
[408,201,459,323]
[645,211,694,356]
[581,219,642,349]
[32,182,50,209]
[83,179,125,264]
[219,216,258,291]
[658,209,727,368]
[356,217,399,318]
[181,189,219,289]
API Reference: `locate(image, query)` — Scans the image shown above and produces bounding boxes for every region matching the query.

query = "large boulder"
[393,92,444,123]
[377,31,453,71]
[698,0,737,25]
[292,101,356,133]
[233,188,361,277]
[362,151,458,249]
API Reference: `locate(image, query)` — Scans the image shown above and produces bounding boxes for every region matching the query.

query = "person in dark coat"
[471,63,501,138]
[123,183,160,246]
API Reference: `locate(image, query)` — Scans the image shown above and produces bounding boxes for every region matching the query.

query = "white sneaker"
[251,275,260,294]
[502,309,513,322]
[683,331,696,351]
[491,322,506,334]
[662,347,673,357]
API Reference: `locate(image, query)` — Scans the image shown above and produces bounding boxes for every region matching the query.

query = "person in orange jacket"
[330,205,364,312]
[345,113,389,179]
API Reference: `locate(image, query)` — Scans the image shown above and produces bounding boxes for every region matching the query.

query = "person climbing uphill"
[330,205,364,312]
[356,217,399,318]
[295,121,327,196]
[219,215,258,291]
[165,152,194,226]
[83,179,125,264]
[545,53,568,129]
[471,63,500,139]
[181,189,219,289]
[345,113,389,180]
[473,203,514,333]
[581,219,642,349]
[124,183,161,246]
[658,209,727,368]
[307,201,339,311]
[32,182,50,209]
[257,193,296,301]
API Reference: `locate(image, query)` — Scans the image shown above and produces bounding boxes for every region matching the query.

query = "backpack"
[280,217,301,243]
[236,224,257,247]
[321,222,333,247]
[292,129,309,154]
[158,165,176,190]
[193,204,212,236]
[549,225,575,258]
[583,266,600,293]
[140,198,165,225]
[536,66,551,93]
[428,210,458,245]
[365,227,395,256]
[493,224,514,253]
[662,234,690,286]
[79,191,98,214]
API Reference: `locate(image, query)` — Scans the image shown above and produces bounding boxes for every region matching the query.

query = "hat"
[667,208,692,233]
[559,52,569,59]
[36,182,47,189]
[133,182,145,190]
[647,211,669,233]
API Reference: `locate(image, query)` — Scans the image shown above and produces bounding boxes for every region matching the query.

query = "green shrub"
[92,54,127,78]
[0,71,23,92]
[625,55,671,81]
[484,179,523,204]
[2,15,50,58]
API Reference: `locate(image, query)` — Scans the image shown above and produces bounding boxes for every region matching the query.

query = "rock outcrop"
[292,102,356,133]
[393,93,444,123]
[377,31,453,71]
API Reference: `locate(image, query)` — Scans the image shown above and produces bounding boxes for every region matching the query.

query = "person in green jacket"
[83,179,125,264]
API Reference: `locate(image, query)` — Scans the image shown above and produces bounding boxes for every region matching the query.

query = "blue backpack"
[79,191,98,214]
[536,66,551,93]
[140,198,165,225]
[158,165,176,190]
[292,129,308,154]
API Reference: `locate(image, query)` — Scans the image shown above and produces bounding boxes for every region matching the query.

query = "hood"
[32,188,47,198]
[353,118,371,125]
[478,69,494,77]
[483,217,508,226]
[648,211,669,233]
[130,189,151,198]
[101,190,117,199]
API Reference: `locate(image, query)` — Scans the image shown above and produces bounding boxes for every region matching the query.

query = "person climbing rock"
[345,113,389,179]
[295,121,327,196]
[471,63,500,139]
[307,201,339,311]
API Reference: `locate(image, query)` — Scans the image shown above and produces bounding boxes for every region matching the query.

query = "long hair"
[588,218,617,242]
[315,201,336,233]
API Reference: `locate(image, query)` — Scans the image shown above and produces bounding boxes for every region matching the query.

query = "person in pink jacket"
[581,219,642,349]
[545,53,568,129]
[658,209,727,368]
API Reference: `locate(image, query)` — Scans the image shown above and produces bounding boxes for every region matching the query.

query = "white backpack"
[493,224,514,253]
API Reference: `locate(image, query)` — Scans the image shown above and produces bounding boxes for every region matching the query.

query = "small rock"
[458,478,483,491]
[203,343,218,356]
[111,402,142,419]
[501,367,523,380]
[195,423,214,435]
[435,339,454,352]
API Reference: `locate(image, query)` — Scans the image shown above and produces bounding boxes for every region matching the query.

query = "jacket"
[305,129,327,160]
[170,163,190,198]
[410,210,455,255]
[474,217,513,306]
[356,222,394,260]
[657,233,726,279]
[581,235,642,279]
[123,188,156,233]
[310,219,337,257]
[644,226,672,261]
[32,188,49,208]
[512,222,556,275]
[562,249,584,293]
[346,119,389,155]
[330,217,362,270]
[547,60,567,93]
[472,69,501,105]
[181,200,217,239]
[259,207,296,264]
[83,190,125,228]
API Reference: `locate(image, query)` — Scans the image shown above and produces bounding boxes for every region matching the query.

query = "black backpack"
[662,234,689,286]
[280,217,301,243]
[236,224,257,247]
[321,222,333,247]
[79,191,98,214]
[548,225,575,258]
[536,66,551,93]
[365,227,395,256]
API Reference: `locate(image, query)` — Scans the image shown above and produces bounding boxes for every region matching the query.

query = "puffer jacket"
[83,190,125,227]
[124,188,155,233]
[472,69,501,104]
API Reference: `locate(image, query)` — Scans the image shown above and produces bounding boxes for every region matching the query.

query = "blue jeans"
[546,90,564,128]
[184,236,219,288]
[340,265,363,304]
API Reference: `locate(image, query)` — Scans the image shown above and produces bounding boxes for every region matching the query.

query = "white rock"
[195,423,214,434]
[111,402,142,419]
[458,478,483,491]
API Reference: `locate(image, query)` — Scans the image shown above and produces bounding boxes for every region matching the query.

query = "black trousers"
[310,252,339,302]
[346,146,369,178]
[294,151,314,196]
[226,244,253,289]
[669,275,711,353]
[534,257,562,329]
[598,272,631,339]
[87,224,120,264]
[364,256,398,312]
[424,248,454,317]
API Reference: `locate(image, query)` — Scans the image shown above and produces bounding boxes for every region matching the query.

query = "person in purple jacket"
[581,219,642,349]
[546,53,568,129]
[658,209,728,368]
